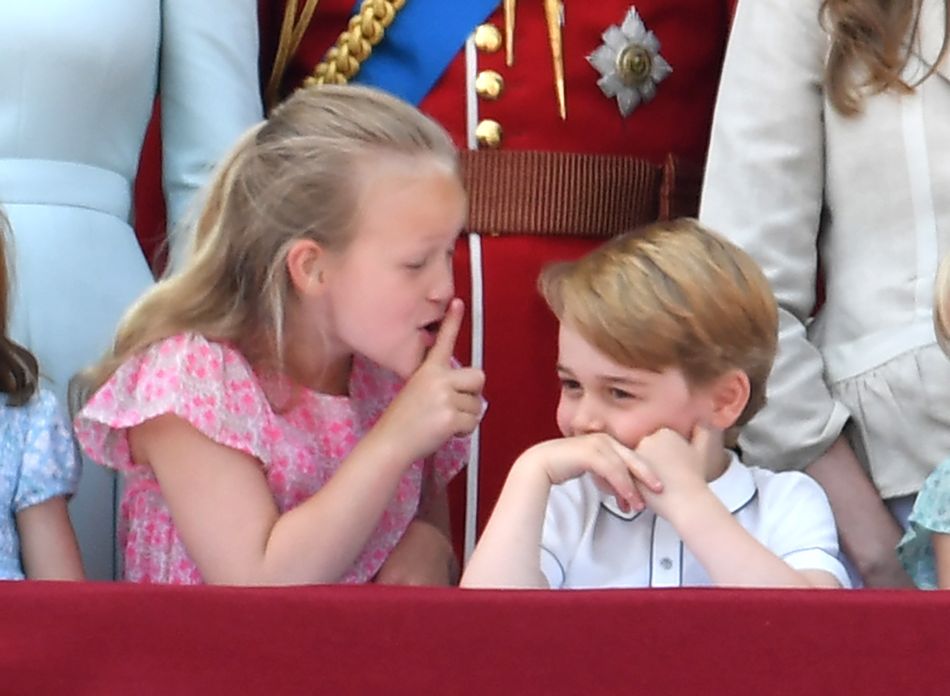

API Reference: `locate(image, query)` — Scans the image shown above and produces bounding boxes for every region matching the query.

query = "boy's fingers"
[603,469,645,512]
[610,440,663,493]
[585,441,644,511]
[426,298,464,365]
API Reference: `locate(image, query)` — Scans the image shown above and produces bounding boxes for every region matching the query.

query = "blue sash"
[352,0,500,105]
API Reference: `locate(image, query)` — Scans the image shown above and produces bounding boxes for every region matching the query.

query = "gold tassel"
[265,0,323,111]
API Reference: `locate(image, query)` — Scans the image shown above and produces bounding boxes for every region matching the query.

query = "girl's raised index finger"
[426,298,464,365]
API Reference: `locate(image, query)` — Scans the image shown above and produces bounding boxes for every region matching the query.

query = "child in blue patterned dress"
[898,253,950,588]
[0,212,83,580]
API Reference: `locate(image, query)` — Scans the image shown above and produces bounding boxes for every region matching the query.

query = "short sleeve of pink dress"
[75,333,468,584]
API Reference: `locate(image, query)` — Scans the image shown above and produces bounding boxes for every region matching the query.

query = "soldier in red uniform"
[259,0,734,578]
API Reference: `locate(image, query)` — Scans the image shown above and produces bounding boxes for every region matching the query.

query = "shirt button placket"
[651,517,682,587]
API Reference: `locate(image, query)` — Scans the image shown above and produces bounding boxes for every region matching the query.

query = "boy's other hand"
[634,425,725,519]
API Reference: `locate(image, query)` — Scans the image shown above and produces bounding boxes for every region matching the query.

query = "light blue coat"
[0,0,263,578]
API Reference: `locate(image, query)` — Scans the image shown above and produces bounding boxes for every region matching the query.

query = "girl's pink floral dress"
[75,333,469,584]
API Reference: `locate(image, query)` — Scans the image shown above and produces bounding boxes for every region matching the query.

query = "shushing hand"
[376,298,486,463]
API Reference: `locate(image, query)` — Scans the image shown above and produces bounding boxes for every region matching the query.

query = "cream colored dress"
[700,0,950,499]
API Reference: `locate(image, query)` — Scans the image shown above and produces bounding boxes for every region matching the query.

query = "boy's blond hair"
[539,219,778,428]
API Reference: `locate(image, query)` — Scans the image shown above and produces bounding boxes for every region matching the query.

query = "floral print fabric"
[1,389,80,580]
[898,457,950,589]
[75,333,467,584]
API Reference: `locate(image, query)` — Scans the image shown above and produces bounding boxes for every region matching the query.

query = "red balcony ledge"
[3,582,947,694]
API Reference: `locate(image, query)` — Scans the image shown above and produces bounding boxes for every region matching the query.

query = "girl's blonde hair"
[0,211,39,406]
[821,0,949,115]
[80,84,458,396]
[539,219,778,429]
[935,253,950,356]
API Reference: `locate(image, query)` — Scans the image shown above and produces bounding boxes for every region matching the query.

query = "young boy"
[461,219,848,589]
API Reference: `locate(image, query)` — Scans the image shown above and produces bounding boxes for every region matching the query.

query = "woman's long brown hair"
[821,0,949,115]
[0,212,38,406]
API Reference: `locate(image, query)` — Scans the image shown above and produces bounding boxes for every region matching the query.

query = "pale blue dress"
[0,1,263,579]
[0,389,80,581]
[898,458,950,589]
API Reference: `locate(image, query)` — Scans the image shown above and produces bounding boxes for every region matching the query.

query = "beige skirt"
[832,341,950,499]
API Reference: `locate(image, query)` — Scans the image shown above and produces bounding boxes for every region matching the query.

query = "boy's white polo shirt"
[540,451,850,588]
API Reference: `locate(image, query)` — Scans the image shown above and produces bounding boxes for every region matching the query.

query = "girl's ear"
[286,238,327,297]
[705,368,751,431]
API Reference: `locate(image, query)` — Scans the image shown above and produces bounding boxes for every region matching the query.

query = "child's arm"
[637,427,842,588]
[461,434,661,588]
[135,413,440,585]
[805,438,912,587]
[933,533,950,589]
[17,497,84,580]
[131,302,484,586]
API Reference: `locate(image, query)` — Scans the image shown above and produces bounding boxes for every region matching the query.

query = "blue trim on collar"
[708,451,757,513]
[600,497,645,521]
[351,0,501,105]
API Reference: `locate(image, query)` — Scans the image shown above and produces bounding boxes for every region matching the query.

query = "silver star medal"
[587,7,672,117]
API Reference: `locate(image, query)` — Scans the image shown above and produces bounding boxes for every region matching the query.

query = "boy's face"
[555,323,714,447]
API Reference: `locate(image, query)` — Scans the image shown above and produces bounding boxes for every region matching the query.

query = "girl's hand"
[518,433,663,513]
[373,519,459,586]
[375,299,485,463]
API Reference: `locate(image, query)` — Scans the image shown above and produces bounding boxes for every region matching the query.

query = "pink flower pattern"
[75,333,468,585]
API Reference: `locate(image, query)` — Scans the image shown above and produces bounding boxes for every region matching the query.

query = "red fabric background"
[3,581,946,694]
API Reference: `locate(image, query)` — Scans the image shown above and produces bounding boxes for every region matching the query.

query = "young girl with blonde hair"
[74,84,484,585]
[898,254,950,588]
[0,212,83,580]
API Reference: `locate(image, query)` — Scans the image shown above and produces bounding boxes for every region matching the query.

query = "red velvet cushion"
[2,581,945,694]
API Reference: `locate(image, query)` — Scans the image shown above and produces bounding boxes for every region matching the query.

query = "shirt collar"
[599,450,755,520]
[708,450,757,513]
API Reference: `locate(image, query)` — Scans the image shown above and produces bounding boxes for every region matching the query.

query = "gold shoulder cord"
[269,1,566,118]
[305,0,406,88]
[266,0,406,111]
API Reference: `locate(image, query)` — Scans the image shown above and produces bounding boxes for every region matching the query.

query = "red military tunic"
[259,0,734,556]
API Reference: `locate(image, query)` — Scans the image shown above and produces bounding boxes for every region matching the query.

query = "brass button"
[475,119,503,148]
[475,70,505,100]
[474,23,503,53]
